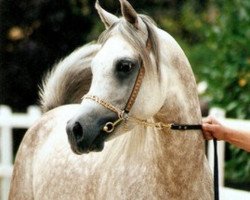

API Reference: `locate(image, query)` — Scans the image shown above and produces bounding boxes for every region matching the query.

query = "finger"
[202,116,213,124]
[208,116,221,125]
[203,131,213,140]
[202,118,211,124]
[205,135,213,140]
[202,116,214,124]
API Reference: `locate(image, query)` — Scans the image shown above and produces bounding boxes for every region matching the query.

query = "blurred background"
[0,0,249,193]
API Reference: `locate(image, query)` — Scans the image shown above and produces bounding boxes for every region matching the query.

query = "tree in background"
[0,0,204,111]
[179,0,250,189]
[0,0,94,111]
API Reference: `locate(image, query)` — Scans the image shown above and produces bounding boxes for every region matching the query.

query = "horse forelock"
[97,14,160,75]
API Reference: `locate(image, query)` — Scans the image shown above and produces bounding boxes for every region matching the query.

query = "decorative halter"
[82,64,202,133]
[82,66,150,133]
[81,32,203,134]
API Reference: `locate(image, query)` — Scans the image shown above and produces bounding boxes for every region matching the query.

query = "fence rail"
[0,105,249,200]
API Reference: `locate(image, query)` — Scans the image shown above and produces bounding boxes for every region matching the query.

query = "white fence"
[0,105,41,200]
[0,105,249,200]
[207,108,250,199]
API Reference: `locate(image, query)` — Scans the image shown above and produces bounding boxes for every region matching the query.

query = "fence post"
[208,107,226,187]
[0,106,13,200]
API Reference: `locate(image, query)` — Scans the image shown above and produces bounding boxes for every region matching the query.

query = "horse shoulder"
[9,115,50,199]
[9,105,79,200]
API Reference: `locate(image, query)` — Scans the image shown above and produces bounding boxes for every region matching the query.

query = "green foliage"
[180,0,250,187]
[226,146,250,182]
[191,0,250,117]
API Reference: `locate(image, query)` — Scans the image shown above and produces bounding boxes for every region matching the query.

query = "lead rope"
[214,139,219,200]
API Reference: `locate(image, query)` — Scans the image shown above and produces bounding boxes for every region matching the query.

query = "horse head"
[66,0,201,155]
[66,0,167,154]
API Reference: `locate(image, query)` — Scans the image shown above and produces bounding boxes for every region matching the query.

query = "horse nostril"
[72,122,84,142]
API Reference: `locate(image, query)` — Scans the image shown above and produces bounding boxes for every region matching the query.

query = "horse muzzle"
[66,110,117,154]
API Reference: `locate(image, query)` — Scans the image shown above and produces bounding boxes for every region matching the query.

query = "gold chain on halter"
[82,95,172,132]
[82,95,124,118]
[128,116,172,130]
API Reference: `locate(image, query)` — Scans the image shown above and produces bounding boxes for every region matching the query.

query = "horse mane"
[39,43,100,112]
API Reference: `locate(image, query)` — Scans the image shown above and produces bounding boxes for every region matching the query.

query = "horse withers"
[9,0,213,199]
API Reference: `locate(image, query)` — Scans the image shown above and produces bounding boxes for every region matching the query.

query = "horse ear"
[120,0,138,26]
[95,0,119,29]
[120,0,147,36]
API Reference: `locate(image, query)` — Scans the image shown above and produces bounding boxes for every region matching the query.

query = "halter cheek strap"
[124,64,145,113]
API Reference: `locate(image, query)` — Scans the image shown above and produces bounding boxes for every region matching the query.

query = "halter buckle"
[103,122,115,133]
[103,117,124,133]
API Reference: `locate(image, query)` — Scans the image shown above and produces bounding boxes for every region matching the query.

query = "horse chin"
[70,132,106,155]
[68,123,129,155]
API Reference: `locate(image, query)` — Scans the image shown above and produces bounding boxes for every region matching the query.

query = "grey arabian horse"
[9,0,213,199]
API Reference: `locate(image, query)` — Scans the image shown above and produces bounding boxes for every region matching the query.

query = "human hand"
[202,116,228,141]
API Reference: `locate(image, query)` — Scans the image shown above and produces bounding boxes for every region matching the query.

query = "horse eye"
[116,61,135,73]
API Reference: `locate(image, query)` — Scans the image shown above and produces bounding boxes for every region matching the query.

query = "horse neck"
[142,28,205,163]
[104,86,204,174]
[155,27,202,124]
[155,68,202,124]
[152,84,204,155]
[147,34,206,171]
